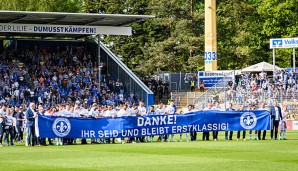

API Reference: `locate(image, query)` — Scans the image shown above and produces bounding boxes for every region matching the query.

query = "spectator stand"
[0,11,155,109]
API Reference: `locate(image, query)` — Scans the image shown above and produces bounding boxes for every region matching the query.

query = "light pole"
[98,34,101,92]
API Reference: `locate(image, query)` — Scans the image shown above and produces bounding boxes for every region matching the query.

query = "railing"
[193,71,234,109]
[94,39,154,107]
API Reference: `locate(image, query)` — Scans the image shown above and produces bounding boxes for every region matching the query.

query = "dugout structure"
[0,10,154,107]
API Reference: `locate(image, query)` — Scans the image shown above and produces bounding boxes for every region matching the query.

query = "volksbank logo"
[272,40,283,48]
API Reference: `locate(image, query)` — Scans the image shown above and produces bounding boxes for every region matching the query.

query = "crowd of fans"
[0,44,136,108]
[142,77,170,102]
[0,43,143,147]
[214,70,298,109]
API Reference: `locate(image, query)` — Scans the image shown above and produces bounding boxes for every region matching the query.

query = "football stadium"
[0,1,298,171]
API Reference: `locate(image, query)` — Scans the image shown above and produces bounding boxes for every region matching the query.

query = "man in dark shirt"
[15,106,25,142]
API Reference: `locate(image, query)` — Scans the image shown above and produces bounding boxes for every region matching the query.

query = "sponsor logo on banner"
[52,118,71,137]
[240,112,257,129]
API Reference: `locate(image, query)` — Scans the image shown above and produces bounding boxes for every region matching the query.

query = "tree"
[0,0,83,12]
[257,0,298,68]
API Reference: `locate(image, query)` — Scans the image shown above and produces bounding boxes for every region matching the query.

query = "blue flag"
[38,110,271,138]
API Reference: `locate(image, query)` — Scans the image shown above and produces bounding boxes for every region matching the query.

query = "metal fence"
[193,70,234,109]
[156,72,197,91]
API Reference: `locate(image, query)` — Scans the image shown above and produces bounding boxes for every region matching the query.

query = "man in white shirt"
[202,103,213,141]
[64,104,73,118]
[73,102,82,118]
[166,100,176,142]
[88,103,99,118]
[105,104,117,118]
[155,102,166,142]
[258,102,268,140]
[155,102,165,115]
[118,105,129,117]
[180,105,191,142]
[211,102,222,141]
[105,104,117,144]
[137,100,147,116]
[14,89,20,103]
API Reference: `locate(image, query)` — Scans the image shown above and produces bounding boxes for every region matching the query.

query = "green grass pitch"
[1,131,298,171]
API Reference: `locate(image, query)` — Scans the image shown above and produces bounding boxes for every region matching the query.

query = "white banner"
[293,121,298,130]
[270,38,298,49]
[0,23,132,35]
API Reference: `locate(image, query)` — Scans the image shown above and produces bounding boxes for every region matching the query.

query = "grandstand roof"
[0,10,154,38]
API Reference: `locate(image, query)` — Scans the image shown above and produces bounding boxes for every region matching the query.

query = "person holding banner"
[237,105,246,141]
[212,102,223,141]
[258,102,268,140]
[138,100,147,116]
[138,100,147,142]
[202,103,212,141]
[128,104,139,143]
[180,105,191,142]
[89,103,99,144]
[249,104,259,140]
[147,106,156,142]
[225,103,235,140]
[155,102,166,142]
[270,101,282,140]
[166,100,176,142]
[105,104,117,143]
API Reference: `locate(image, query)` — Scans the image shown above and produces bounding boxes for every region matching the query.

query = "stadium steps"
[177,91,204,107]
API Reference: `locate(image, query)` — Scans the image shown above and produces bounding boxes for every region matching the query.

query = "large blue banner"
[38,110,271,138]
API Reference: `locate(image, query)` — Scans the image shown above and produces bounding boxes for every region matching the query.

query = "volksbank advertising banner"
[270,38,298,49]
[38,110,271,138]
[0,23,132,35]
